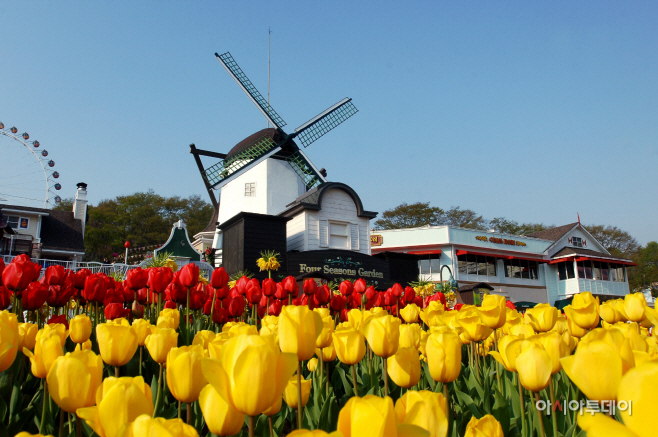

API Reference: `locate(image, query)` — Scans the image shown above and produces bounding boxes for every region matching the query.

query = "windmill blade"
[294,98,358,148]
[215,52,287,129]
[202,135,281,190]
[286,149,327,190]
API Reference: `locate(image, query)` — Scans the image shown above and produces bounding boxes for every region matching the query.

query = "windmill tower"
[191,52,358,265]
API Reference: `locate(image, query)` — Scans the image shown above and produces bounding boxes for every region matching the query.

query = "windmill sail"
[294,98,358,148]
[215,52,287,130]
[285,149,326,189]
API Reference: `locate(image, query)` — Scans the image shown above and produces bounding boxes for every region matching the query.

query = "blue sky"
[1,1,656,244]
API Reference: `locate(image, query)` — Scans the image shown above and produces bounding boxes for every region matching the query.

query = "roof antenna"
[267,27,271,129]
[577,213,580,224]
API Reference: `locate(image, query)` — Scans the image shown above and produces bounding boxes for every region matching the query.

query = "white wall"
[547,226,608,257]
[286,212,306,252]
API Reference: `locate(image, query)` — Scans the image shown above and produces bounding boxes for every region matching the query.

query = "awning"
[549,255,636,266]
[407,249,442,255]
[456,250,548,263]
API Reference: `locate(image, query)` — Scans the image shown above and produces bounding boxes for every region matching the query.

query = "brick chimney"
[73,182,88,237]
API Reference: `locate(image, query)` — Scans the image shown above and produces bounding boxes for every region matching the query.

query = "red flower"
[83,273,110,304]
[149,267,173,294]
[2,255,39,292]
[384,290,396,307]
[125,267,149,291]
[404,286,416,303]
[330,294,346,312]
[339,280,353,297]
[235,276,249,296]
[391,283,404,298]
[365,286,377,300]
[178,263,199,288]
[210,267,229,289]
[454,303,464,311]
[72,269,92,290]
[0,286,12,310]
[22,281,48,311]
[121,282,135,303]
[47,314,69,329]
[136,287,149,305]
[303,279,318,296]
[315,284,331,305]
[189,283,207,310]
[105,303,130,320]
[412,296,423,308]
[166,279,187,305]
[245,279,262,305]
[339,309,349,322]
[212,306,228,324]
[282,276,298,298]
[47,284,75,308]
[164,300,177,309]
[103,284,125,307]
[506,300,516,310]
[44,265,67,286]
[260,278,275,297]
[268,299,282,316]
[274,282,287,300]
[227,295,246,318]
[354,278,367,295]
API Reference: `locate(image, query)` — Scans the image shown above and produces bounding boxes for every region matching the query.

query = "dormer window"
[244,182,256,197]
[572,236,583,248]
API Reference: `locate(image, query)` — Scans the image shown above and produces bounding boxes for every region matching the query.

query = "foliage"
[629,241,658,293]
[373,202,444,230]
[584,224,640,256]
[142,251,175,268]
[489,217,549,236]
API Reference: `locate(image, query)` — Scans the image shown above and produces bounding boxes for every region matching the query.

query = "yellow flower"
[283,376,312,409]
[515,341,552,391]
[502,308,522,335]
[167,345,207,403]
[426,331,461,383]
[509,323,535,339]
[47,349,103,413]
[399,324,423,350]
[18,322,38,350]
[14,433,54,437]
[582,327,636,372]
[307,357,318,372]
[226,322,258,336]
[315,314,335,349]
[333,326,366,366]
[202,334,297,417]
[337,395,429,437]
[489,334,524,372]
[279,305,323,361]
[347,308,374,333]
[395,390,447,437]
[0,311,20,372]
[419,301,445,327]
[457,308,493,342]
[364,315,401,358]
[145,327,178,364]
[400,304,420,323]
[563,307,589,338]
[118,414,197,437]
[24,327,63,378]
[479,294,507,329]
[207,332,235,360]
[600,300,624,324]
[464,414,504,437]
[156,316,177,330]
[560,340,623,401]
[549,314,567,335]
[387,347,421,389]
[77,376,154,437]
[623,293,646,322]
[192,330,216,350]
[69,315,92,344]
[287,431,343,437]
[568,292,600,330]
[316,343,337,362]
[159,308,180,329]
[524,304,558,332]
[530,332,570,374]
[131,318,152,346]
[198,378,245,436]
[96,323,138,367]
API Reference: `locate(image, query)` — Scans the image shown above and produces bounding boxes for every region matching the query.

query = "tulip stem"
[186,287,190,344]
[351,364,358,397]
[76,414,82,437]
[493,330,502,393]
[518,380,526,437]
[319,352,324,395]
[115,366,120,378]
[154,364,163,417]
[268,416,274,437]
[534,392,547,437]
[139,346,143,376]
[186,403,192,425]
[549,377,558,437]
[297,361,303,429]
[444,383,451,437]
[59,407,65,437]
[383,359,389,398]
[40,380,48,434]
[249,415,255,437]
[178,400,181,419]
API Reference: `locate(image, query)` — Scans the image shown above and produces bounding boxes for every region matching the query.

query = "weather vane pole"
[268,27,272,128]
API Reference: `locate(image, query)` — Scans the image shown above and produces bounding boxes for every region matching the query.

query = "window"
[6,216,19,229]
[418,257,442,275]
[329,222,348,249]
[572,237,583,248]
[244,182,256,197]
[456,254,497,276]
[609,263,626,282]
[577,261,593,279]
[558,262,575,280]
[504,259,539,280]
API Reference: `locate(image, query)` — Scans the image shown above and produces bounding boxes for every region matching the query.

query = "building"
[0,183,88,262]
[370,222,635,304]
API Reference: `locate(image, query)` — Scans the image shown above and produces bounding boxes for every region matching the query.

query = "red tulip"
[0,286,12,310]
[245,279,262,305]
[365,286,377,300]
[105,303,130,320]
[210,267,229,289]
[303,278,318,296]
[282,276,298,298]
[149,267,173,294]
[315,285,331,305]
[354,278,366,295]
[391,283,404,298]
[121,282,135,303]
[425,292,446,307]
[274,282,287,300]
[404,286,416,303]
[372,292,384,308]
[213,306,228,324]
[257,305,266,318]
[339,309,349,322]
[227,295,246,318]
[454,303,464,311]
[214,285,230,300]
[268,299,282,316]
[47,314,69,329]
[262,278,276,297]
[72,269,91,290]
[166,279,187,305]
[178,263,199,288]
[339,280,353,297]
[83,273,110,304]
[384,290,396,307]
[164,300,177,309]
[22,281,48,310]
[2,255,38,292]
[44,265,67,286]
[125,267,149,291]
[188,284,206,310]
[47,284,75,308]
[330,294,346,312]
[412,297,423,308]
[291,297,303,306]
[103,285,125,307]
[235,276,249,296]
[506,300,516,310]
[136,287,149,305]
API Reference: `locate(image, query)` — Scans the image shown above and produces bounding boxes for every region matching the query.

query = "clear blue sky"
[2,1,656,244]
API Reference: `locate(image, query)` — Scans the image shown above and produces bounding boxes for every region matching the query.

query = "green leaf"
[491,386,510,435]
[455,389,484,419]
[0,395,6,423]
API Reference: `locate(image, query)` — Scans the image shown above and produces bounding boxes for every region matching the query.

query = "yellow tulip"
[616,362,657,437]
[347,308,373,333]
[549,314,567,335]
[400,304,420,323]
[560,340,623,401]
[563,307,589,338]
[262,396,283,417]
[307,357,318,372]
[14,433,54,437]
[159,308,180,329]
[337,394,429,437]
[489,335,524,372]
[426,331,461,383]
[68,315,92,344]
[118,414,198,437]
[464,414,504,437]
[600,300,624,324]
[18,322,38,350]
[333,327,366,365]
[156,316,177,330]
[399,324,422,350]
[524,303,558,332]
[419,301,444,327]
[108,318,130,326]
[479,294,506,329]
[509,323,535,339]
[192,330,216,349]
[198,381,245,436]
[261,315,279,326]
[316,344,337,362]
[201,334,297,416]
[387,347,421,389]
[24,327,63,378]
[96,323,138,367]
[502,308,522,335]
[395,390,448,437]
[207,332,234,360]
[286,431,343,437]
[167,345,207,403]
[283,376,312,409]
[315,315,335,349]
[623,293,646,322]
[531,332,570,374]
[515,341,552,391]
[47,349,103,413]
[279,305,323,361]
[145,327,178,364]
[226,322,258,336]
[77,376,154,437]
[581,327,635,373]
[364,315,401,358]
[614,323,648,352]
[457,309,492,342]
[131,319,152,346]
[568,292,600,330]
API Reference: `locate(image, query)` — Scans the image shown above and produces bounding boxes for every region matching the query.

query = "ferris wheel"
[0,122,61,208]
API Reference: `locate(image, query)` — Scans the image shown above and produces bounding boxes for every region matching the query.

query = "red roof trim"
[456,250,548,263]
[574,256,637,266]
[407,249,442,255]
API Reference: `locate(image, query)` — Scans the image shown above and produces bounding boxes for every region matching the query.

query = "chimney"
[73,182,88,237]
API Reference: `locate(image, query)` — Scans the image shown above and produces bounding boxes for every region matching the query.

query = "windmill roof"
[279,182,378,219]
[226,128,288,159]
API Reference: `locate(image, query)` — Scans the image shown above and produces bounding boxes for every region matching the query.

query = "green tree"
[584,224,640,257]
[373,202,444,230]
[629,241,658,294]
[442,206,487,230]
[488,217,551,235]
[52,197,73,211]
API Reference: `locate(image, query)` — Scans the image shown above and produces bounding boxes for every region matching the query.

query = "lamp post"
[124,241,130,265]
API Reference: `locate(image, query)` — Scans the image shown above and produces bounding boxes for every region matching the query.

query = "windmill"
[190,51,358,212]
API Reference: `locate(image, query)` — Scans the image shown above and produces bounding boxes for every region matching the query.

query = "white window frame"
[572,236,583,248]
[6,216,19,229]
[328,220,350,250]
[244,182,256,197]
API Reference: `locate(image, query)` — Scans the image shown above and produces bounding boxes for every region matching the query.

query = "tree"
[373,202,444,230]
[629,242,658,294]
[442,206,487,230]
[52,197,74,211]
[82,191,214,262]
[584,224,640,257]
[488,217,551,236]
